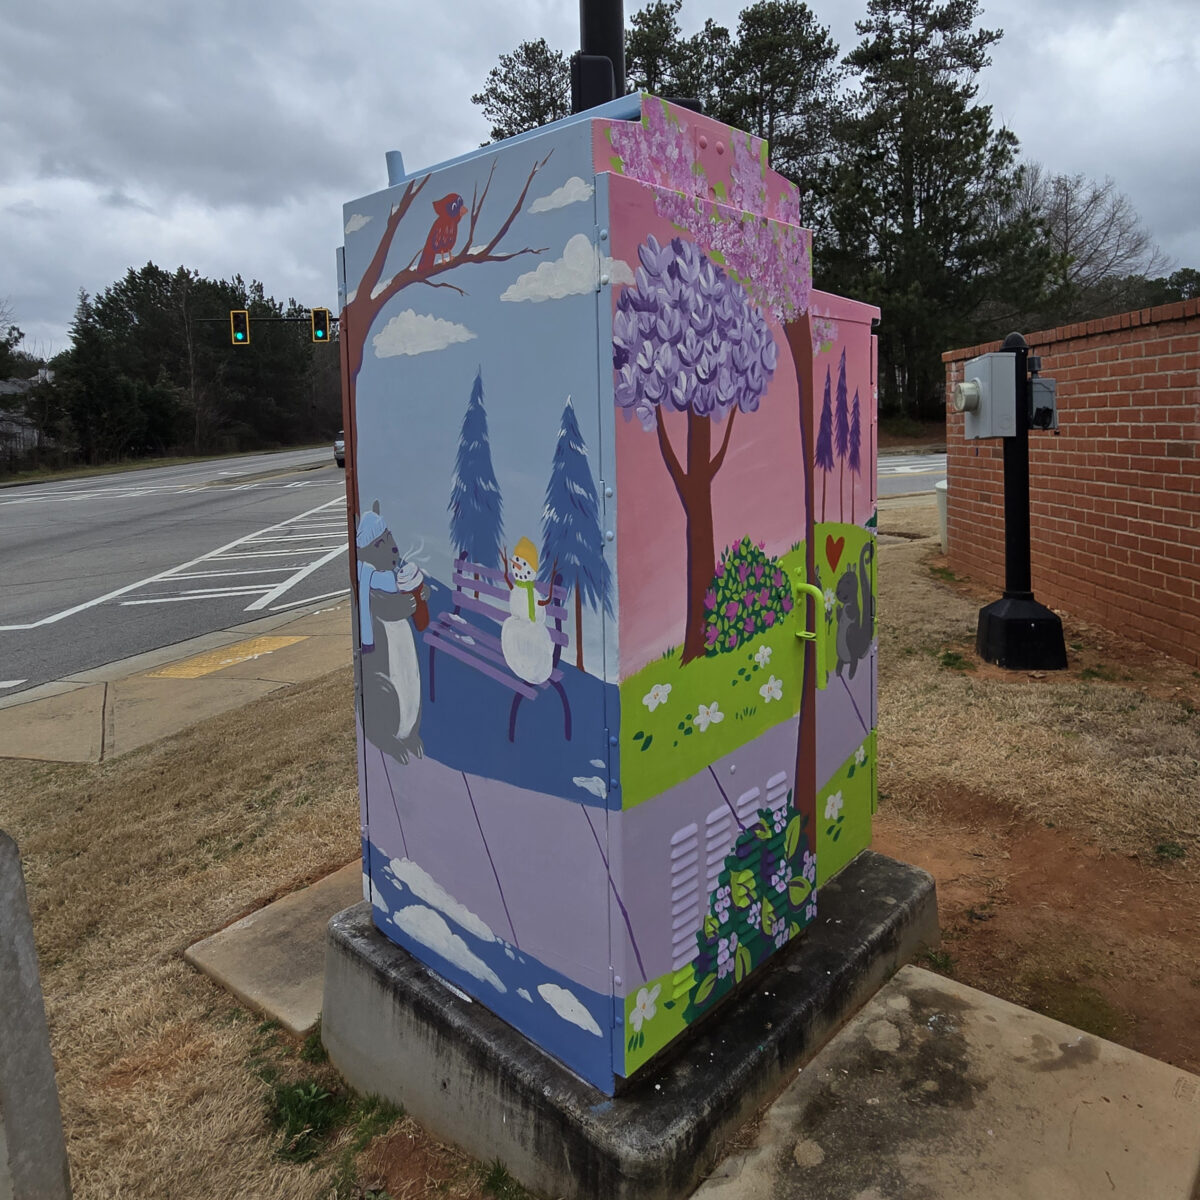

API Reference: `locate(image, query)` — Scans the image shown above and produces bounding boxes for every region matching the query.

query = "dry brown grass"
[0,671,361,1199]
[876,502,1200,858]
[2,496,1197,1196]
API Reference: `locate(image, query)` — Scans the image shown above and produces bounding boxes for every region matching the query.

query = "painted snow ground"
[366,839,615,1091]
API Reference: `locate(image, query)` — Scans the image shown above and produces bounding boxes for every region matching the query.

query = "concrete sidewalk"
[0,598,352,763]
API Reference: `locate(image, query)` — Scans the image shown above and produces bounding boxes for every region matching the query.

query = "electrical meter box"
[338,94,879,1094]
[954,351,1017,439]
[1030,376,1058,430]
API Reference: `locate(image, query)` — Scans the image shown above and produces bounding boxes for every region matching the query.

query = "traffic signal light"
[310,308,331,343]
[230,310,250,346]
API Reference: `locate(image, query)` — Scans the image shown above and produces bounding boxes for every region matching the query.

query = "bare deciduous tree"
[1018,165,1168,320]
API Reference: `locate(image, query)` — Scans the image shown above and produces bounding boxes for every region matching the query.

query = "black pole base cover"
[976,595,1068,671]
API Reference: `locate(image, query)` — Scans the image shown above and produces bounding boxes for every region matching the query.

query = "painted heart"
[826,535,845,572]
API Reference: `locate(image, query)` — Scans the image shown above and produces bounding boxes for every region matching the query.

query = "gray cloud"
[2,0,1197,350]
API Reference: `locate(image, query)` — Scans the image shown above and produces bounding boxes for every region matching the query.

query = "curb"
[0,595,351,715]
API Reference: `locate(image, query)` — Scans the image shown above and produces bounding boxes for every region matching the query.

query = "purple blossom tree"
[613,235,777,664]
[607,101,812,323]
[848,387,862,524]
[814,365,834,521]
[834,348,850,518]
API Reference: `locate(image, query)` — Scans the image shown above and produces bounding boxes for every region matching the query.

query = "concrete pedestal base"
[321,851,938,1200]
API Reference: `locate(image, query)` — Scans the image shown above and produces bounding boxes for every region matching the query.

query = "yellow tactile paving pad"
[147,636,310,679]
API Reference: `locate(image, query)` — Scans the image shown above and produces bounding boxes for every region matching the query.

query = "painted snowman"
[501,537,555,685]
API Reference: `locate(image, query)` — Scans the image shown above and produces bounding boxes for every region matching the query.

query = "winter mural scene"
[340,94,879,1092]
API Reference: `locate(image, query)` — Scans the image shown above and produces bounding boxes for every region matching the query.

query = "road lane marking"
[244,544,348,611]
[267,588,350,612]
[147,636,309,679]
[0,497,344,630]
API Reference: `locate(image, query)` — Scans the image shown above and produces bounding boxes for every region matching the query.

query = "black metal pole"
[975,332,1067,670]
[1000,337,1033,600]
[579,0,625,96]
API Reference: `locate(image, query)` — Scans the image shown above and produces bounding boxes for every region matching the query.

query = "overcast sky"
[2,0,1196,355]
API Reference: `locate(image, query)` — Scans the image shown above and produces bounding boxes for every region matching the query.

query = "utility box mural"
[339,94,879,1095]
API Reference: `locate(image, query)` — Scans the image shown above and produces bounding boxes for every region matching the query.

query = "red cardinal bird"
[418,193,466,271]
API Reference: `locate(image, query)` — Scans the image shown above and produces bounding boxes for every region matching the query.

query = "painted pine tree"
[814,364,835,521]
[834,348,850,519]
[540,398,612,671]
[848,387,862,524]
[448,370,504,568]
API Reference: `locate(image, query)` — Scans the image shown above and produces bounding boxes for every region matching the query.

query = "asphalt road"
[0,448,350,696]
[877,452,946,498]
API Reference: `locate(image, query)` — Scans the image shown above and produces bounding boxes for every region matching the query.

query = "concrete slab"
[0,680,90,715]
[216,632,350,684]
[321,851,939,1200]
[697,965,1200,1200]
[185,860,364,1036]
[0,684,105,762]
[105,675,282,756]
[0,833,72,1198]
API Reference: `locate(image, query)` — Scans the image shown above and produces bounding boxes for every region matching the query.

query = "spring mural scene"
[339,93,878,1093]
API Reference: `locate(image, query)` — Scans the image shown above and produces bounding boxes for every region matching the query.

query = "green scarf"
[516,579,537,620]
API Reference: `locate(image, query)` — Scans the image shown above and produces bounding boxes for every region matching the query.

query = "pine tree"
[540,398,612,671]
[814,365,835,521]
[833,348,849,518]
[821,0,1040,418]
[470,38,570,143]
[448,371,504,568]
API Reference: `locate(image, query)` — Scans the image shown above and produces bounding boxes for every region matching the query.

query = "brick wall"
[943,299,1200,669]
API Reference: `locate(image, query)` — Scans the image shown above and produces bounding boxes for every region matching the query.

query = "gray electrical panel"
[953,352,1018,439]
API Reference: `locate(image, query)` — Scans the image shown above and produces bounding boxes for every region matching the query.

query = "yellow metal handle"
[792,572,828,691]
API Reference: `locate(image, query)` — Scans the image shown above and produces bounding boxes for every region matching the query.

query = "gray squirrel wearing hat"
[356,501,428,764]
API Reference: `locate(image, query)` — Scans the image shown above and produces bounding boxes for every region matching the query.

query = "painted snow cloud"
[372,309,476,357]
[344,212,371,235]
[529,176,594,213]
[385,857,496,942]
[501,233,634,303]
[538,983,602,1037]
[390,905,506,993]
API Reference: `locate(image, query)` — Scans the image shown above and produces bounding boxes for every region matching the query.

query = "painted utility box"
[339,94,879,1094]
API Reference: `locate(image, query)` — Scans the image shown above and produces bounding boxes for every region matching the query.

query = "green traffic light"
[315,329,325,338]
[235,332,245,341]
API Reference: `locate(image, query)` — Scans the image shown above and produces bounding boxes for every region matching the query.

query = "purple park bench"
[423,554,573,742]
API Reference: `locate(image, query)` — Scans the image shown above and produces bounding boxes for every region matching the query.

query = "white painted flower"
[642,682,672,712]
[854,744,867,766]
[694,702,724,732]
[824,791,844,821]
[759,674,783,703]
[630,984,661,1032]
[754,644,773,668]
[823,588,836,616]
